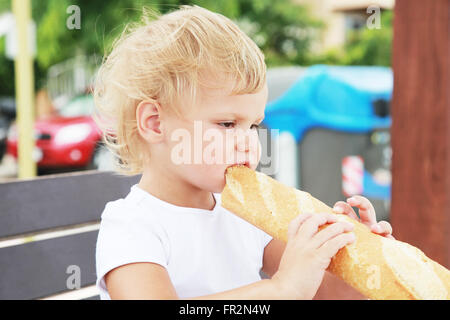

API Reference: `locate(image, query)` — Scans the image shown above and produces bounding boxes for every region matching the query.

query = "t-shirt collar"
[129,184,221,215]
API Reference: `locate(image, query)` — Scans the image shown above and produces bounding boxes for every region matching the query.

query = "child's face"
[161,80,268,193]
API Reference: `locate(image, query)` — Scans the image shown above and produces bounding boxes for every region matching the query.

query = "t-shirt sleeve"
[95,200,169,296]
[259,228,273,249]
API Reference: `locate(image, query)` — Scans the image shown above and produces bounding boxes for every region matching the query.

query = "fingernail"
[373,225,382,232]
[333,206,343,213]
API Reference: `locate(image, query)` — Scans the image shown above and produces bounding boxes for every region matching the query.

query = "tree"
[343,10,393,66]
[191,0,323,66]
[308,10,393,66]
[0,0,322,97]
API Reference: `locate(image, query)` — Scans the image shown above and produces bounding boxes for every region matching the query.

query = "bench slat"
[0,171,140,238]
[0,230,98,300]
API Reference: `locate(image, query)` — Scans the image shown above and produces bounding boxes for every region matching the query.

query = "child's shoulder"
[100,184,151,221]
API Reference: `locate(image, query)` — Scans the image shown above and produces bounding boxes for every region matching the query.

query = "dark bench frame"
[0,170,140,300]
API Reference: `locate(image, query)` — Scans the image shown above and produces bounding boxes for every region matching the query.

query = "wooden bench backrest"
[0,170,140,299]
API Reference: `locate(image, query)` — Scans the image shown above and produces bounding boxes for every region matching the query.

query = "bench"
[0,170,140,299]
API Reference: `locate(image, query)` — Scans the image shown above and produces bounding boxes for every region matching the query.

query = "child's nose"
[236,134,250,152]
[235,130,259,153]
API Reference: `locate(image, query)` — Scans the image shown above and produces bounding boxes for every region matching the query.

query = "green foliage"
[0,38,14,96]
[0,0,324,97]
[34,0,144,69]
[343,10,393,66]
[35,0,70,69]
[218,0,323,66]
[308,10,393,67]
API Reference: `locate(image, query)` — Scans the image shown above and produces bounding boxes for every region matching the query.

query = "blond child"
[94,5,393,300]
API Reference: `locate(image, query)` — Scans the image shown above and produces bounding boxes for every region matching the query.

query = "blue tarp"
[263,65,393,200]
[363,170,391,199]
[263,65,393,142]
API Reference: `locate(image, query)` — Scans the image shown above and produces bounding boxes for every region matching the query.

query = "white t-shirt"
[95,184,273,299]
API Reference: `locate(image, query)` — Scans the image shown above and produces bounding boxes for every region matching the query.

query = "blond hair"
[93,5,267,175]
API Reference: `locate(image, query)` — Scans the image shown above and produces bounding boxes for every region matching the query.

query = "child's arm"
[105,261,287,299]
[105,262,179,299]
[261,237,364,299]
[105,212,355,300]
[260,195,394,300]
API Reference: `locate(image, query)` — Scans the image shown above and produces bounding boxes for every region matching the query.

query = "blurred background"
[9,0,445,300]
[0,0,448,301]
[0,0,394,219]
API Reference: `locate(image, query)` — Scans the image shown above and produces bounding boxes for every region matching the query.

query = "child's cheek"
[201,127,227,166]
[223,130,236,165]
[249,139,262,170]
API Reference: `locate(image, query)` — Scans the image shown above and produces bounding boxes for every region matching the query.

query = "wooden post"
[12,0,36,179]
[390,0,449,267]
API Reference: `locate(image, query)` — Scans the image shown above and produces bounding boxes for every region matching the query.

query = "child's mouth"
[225,162,250,174]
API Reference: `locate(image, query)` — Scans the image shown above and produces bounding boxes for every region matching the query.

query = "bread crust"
[222,165,450,300]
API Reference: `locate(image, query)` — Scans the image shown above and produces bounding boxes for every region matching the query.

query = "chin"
[191,166,227,194]
[217,179,227,193]
[210,174,227,193]
[213,163,250,193]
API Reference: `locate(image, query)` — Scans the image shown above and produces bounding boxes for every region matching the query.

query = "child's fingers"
[346,195,377,226]
[370,221,393,237]
[311,221,354,249]
[318,232,356,260]
[297,213,338,240]
[332,201,360,221]
[287,213,313,241]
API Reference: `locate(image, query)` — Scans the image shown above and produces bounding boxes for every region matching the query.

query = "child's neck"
[137,165,216,211]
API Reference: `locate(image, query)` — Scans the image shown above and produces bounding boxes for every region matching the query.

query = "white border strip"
[40,285,99,300]
[0,223,100,249]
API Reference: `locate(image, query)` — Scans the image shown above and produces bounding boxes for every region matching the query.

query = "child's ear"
[136,100,164,143]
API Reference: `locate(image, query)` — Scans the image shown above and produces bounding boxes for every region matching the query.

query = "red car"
[6,95,113,173]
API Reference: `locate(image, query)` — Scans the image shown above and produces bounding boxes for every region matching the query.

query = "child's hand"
[332,195,394,239]
[272,212,355,299]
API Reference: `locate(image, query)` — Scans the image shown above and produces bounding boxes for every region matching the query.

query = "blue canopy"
[263,65,393,142]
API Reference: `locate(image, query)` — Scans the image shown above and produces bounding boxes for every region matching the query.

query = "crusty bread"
[221,165,450,300]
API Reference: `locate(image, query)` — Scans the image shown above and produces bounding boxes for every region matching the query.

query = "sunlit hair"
[93,5,267,175]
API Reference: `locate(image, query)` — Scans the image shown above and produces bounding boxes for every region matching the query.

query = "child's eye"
[218,122,235,128]
[217,122,260,130]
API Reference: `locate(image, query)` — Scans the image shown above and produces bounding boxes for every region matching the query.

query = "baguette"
[221,165,450,300]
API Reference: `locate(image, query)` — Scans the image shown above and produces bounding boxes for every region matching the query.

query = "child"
[94,5,394,300]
